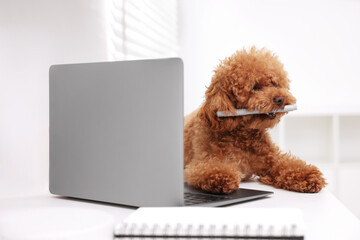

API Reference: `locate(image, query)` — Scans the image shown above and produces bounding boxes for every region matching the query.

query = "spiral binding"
[114,222,303,239]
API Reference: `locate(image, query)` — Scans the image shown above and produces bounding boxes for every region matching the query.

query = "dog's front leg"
[256,153,326,193]
[184,158,240,194]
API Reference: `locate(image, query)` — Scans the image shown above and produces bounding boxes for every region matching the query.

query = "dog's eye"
[252,84,261,91]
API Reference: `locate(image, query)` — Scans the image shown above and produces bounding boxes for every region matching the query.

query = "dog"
[184,47,326,194]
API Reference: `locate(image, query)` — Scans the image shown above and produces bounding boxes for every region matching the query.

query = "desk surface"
[0,181,359,240]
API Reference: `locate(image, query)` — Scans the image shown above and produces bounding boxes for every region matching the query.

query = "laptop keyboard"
[184,192,231,206]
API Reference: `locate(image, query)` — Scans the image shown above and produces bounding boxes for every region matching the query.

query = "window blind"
[108,0,179,60]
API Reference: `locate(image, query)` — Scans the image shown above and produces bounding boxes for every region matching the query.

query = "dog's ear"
[231,85,249,104]
[199,84,236,129]
[207,90,236,114]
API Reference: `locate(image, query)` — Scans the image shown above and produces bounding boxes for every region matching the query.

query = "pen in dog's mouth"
[216,104,297,118]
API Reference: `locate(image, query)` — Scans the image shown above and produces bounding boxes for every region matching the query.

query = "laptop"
[49,58,272,207]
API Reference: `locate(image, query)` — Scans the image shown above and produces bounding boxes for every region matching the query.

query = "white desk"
[0,182,359,240]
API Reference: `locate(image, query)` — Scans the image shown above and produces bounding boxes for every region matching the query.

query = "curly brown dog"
[184,47,326,194]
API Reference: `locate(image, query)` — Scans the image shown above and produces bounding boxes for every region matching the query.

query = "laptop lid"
[50,58,184,207]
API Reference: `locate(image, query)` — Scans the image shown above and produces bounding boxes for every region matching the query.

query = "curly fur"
[184,47,326,194]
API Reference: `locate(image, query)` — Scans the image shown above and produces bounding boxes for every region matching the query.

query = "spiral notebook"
[114,207,304,239]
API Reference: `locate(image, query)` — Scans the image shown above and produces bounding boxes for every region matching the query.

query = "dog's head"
[200,47,296,131]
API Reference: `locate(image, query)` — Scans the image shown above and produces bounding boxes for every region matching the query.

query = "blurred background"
[1,0,359,217]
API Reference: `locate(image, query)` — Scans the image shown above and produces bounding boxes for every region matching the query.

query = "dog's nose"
[273,96,284,107]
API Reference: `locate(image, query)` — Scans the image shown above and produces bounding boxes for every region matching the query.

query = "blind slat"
[111,20,176,44]
[127,0,177,35]
[126,30,178,54]
[127,0,177,22]
[125,3,177,40]
[109,0,179,61]
[125,18,178,48]
[111,24,178,53]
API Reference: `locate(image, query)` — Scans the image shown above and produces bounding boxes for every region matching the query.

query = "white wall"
[179,0,360,115]
[0,0,108,198]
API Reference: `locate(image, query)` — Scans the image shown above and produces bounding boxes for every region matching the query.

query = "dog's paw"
[294,168,327,193]
[184,160,241,194]
[199,171,240,194]
[269,164,327,193]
